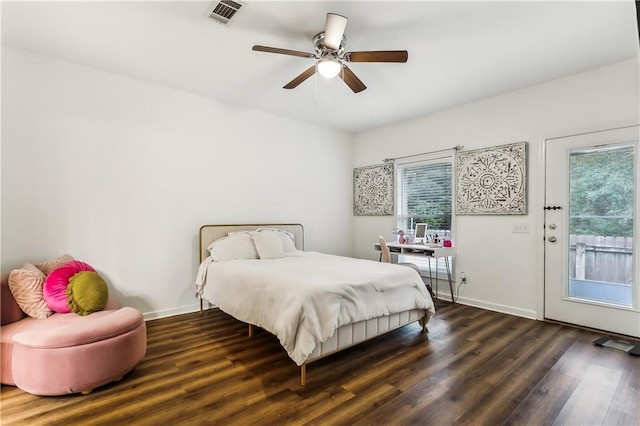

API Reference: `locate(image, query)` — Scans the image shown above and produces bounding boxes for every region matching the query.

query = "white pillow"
[256,228,297,252]
[252,231,285,259]
[207,232,258,261]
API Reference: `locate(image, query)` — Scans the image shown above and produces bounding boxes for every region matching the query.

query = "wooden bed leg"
[301,364,306,386]
[248,324,253,337]
[199,298,203,315]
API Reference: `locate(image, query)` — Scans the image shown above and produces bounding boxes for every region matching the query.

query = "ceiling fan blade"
[339,65,366,93]
[324,13,348,50]
[283,66,317,89]
[344,50,408,63]
[252,45,315,59]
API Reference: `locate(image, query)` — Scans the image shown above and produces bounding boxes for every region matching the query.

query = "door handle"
[547,236,557,243]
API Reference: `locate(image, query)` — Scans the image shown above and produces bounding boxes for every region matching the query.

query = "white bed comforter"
[195,251,435,365]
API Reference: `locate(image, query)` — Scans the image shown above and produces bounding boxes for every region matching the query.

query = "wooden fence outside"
[569,235,633,285]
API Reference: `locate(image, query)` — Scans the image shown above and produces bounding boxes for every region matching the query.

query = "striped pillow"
[34,254,74,276]
[8,263,53,319]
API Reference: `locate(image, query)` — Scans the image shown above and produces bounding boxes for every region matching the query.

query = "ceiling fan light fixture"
[317,58,342,79]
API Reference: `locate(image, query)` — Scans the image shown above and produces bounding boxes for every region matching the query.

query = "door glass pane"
[568,145,634,307]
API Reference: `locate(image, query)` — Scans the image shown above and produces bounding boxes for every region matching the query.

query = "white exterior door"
[544,126,640,337]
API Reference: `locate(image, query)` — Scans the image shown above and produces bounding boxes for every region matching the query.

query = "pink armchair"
[1,276,147,396]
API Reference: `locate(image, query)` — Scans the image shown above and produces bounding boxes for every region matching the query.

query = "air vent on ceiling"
[209,0,244,25]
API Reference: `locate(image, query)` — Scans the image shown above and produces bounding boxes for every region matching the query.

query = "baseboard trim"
[435,291,537,320]
[142,296,536,323]
[143,300,215,321]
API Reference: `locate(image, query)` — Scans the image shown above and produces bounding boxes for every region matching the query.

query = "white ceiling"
[2,1,638,133]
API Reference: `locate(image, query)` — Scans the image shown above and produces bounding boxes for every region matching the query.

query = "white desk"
[374,241,456,303]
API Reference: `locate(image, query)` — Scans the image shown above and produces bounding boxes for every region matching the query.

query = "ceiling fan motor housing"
[313,32,345,59]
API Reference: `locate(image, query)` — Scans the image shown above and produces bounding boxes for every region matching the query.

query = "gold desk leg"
[248,324,253,337]
[301,364,306,386]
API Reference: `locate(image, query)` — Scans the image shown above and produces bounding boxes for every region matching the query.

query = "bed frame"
[198,223,430,385]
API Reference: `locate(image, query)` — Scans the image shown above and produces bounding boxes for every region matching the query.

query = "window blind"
[396,158,453,281]
[397,161,452,232]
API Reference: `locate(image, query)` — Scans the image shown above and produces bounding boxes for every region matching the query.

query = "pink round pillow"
[43,261,95,313]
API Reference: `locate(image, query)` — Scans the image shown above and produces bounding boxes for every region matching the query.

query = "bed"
[194,223,435,385]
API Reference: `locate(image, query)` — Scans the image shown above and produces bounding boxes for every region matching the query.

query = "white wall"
[3,47,638,322]
[353,58,639,319]
[1,48,354,319]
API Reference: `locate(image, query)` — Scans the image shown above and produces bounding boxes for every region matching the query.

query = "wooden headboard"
[198,223,304,262]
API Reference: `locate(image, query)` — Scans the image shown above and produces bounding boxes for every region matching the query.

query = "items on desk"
[393,226,452,247]
[395,230,414,245]
[414,223,428,242]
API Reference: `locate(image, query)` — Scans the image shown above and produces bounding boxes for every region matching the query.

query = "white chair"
[378,236,436,300]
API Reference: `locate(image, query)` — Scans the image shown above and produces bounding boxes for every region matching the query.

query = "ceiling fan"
[252,13,408,93]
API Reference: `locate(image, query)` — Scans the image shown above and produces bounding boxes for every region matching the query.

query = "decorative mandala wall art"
[456,142,528,215]
[353,163,394,216]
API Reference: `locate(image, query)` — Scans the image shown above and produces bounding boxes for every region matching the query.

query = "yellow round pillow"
[65,271,109,316]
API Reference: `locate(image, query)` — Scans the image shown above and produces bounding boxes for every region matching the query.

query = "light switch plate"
[512,223,530,233]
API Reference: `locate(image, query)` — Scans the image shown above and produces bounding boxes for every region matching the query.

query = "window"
[396,155,453,274]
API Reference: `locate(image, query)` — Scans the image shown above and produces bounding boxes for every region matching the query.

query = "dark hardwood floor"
[2,303,638,425]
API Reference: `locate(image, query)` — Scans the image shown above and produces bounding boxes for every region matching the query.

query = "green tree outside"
[569,146,634,237]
